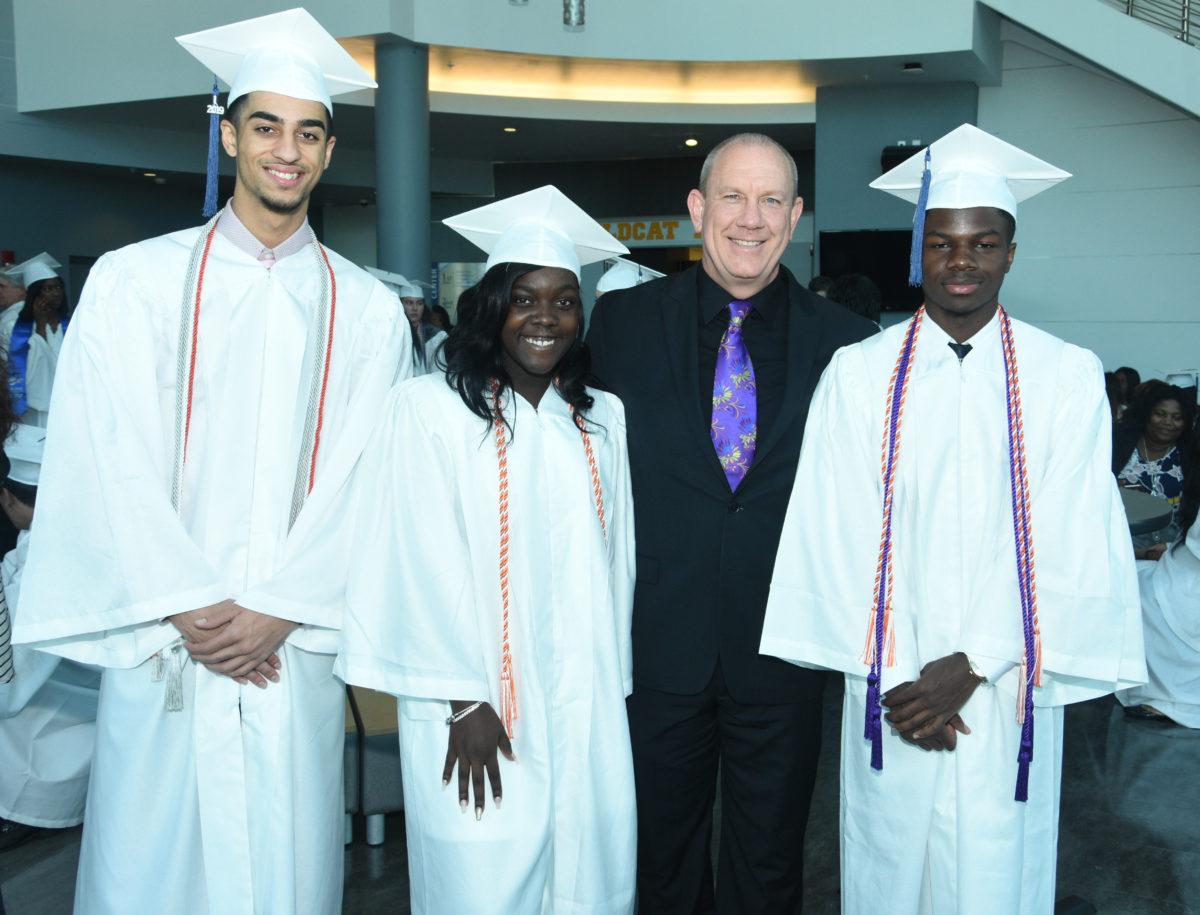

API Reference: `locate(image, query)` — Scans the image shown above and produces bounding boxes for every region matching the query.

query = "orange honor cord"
[182,222,219,464]
[308,244,337,492]
[489,382,608,739]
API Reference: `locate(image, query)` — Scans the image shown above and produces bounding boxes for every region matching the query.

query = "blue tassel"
[203,77,224,219]
[907,148,932,287]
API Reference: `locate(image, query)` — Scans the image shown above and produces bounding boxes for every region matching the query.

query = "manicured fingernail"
[475,806,483,821]
[460,799,467,812]
[269,673,279,682]
[197,618,207,624]
[493,795,502,809]
[442,778,450,789]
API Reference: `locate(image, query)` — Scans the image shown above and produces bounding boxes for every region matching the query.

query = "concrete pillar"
[374,39,431,285]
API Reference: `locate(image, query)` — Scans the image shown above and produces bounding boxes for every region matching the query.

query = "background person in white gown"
[0,424,100,850]
[1119,429,1200,726]
[7,259,70,428]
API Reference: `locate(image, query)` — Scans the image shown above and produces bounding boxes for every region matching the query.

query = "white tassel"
[150,651,165,682]
[165,643,185,712]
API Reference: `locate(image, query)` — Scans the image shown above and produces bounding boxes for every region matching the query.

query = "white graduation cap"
[176,8,376,112]
[5,253,60,287]
[595,257,666,295]
[443,186,628,280]
[870,124,1070,284]
[365,267,431,299]
[1164,370,1199,390]
[4,424,45,487]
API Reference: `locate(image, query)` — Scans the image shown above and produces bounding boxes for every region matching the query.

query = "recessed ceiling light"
[503,127,517,133]
[684,137,699,147]
[143,172,157,177]
[902,62,924,75]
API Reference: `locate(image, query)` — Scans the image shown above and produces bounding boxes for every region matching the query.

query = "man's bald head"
[698,133,798,201]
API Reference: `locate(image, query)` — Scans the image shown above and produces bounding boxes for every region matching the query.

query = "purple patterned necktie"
[711,300,757,490]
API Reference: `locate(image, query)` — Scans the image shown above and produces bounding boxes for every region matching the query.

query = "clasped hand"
[168,600,297,689]
[881,652,980,751]
[443,700,515,821]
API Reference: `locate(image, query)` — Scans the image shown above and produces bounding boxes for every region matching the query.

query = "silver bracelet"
[445,700,484,726]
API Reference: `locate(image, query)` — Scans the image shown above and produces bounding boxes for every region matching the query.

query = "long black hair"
[441,261,593,430]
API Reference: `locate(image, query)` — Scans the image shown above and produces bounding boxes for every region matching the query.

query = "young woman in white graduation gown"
[336,188,636,914]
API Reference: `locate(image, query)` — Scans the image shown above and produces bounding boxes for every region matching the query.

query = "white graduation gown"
[761,311,1144,914]
[1117,519,1200,726]
[410,327,448,377]
[13,224,408,915]
[0,530,101,828]
[22,322,64,427]
[336,376,637,915]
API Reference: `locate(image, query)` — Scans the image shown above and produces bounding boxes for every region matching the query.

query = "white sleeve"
[14,252,223,667]
[23,330,60,413]
[760,346,917,682]
[335,385,492,702]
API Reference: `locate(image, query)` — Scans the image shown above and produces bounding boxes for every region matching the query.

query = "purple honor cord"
[864,306,1042,801]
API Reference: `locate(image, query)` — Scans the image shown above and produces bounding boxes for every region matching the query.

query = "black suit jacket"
[588,264,875,703]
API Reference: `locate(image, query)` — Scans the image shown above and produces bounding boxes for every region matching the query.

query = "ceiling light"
[143,172,157,177]
[503,126,517,133]
[564,0,584,31]
[901,62,924,75]
[684,137,699,148]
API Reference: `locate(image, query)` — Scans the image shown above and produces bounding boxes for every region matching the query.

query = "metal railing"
[1098,0,1199,47]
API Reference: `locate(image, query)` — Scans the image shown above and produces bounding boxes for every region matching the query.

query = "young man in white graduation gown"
[336,187,638,913]
[12,11,407,914]
[0,425,101,848]
[760,125,1145,913]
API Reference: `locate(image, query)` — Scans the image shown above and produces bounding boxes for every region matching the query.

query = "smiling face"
[1144,398,1186,449]
[920,206,1016,342]
[498,266,582,408]
[687,140,803,300]
[221,91,335,229]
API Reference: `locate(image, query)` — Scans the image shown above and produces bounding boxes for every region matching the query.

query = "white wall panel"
[980,36,1200,375]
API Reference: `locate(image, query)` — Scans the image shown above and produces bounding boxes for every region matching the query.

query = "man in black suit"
[587,133,874,913]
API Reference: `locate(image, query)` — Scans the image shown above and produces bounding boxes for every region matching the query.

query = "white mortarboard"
[365,267,431,300]
[5,253,60,287]
[1164,370,1199,389]
[595,257,666,295]
[870,123,1070,284]
[176,8,376,112]
[177,9,376,219]
[4,424,45,487]
[443,186,628,280]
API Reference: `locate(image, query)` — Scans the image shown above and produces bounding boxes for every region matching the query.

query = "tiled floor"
[3,682,1197,913]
